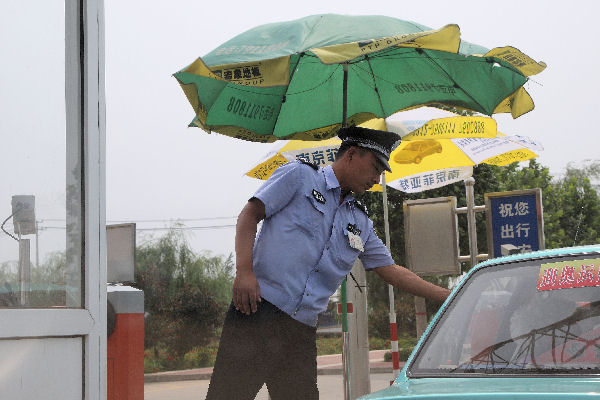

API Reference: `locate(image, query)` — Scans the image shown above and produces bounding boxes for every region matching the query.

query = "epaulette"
[353,200,368,216]
[297,158,319,170]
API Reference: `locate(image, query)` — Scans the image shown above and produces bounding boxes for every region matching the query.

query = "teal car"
[361,245,600,399]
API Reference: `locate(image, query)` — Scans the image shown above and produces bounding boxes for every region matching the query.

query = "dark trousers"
[206,300,318,400]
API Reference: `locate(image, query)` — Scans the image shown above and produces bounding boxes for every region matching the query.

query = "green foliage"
[546,162,600,248]
[144,335,400,372]
[0,261,18,286]
[0,251,70,307]
[144,343,220,373]
[383,334,418,361]
[134,228,233,358]
[368,336,390,350]
[144,346,181,373]
[316,336,342,355]
[182,345,219,369]
[314,335,397,356]
[0,251,67,287]
[384,347,414,362]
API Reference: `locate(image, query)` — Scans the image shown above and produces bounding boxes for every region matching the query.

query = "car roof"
[474,243,600,270]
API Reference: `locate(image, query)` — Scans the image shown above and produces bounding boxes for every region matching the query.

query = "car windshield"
[409,255,600,376]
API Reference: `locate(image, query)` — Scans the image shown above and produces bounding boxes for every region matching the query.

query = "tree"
[545,162,600,248]
[0,251,69,307]
[134,228,234,355]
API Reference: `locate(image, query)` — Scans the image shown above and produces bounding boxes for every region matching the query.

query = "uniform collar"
[323,165,340,191]
[324,165,354,203]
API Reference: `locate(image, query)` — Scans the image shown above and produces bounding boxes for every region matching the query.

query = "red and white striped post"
[388,285,401,383]
[415,296,428,338]
[381,174,401,384]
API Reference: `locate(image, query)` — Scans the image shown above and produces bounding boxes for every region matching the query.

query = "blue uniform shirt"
[252,161,394,326]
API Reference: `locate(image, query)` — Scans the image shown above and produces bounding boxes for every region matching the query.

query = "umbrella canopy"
[245,137,340,180]
[174,14,545,143]
[376,117,543,193]
[244,116,543,193]
[244,118,386,179]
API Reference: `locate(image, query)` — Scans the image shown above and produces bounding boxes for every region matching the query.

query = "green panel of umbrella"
[173,14,545,142]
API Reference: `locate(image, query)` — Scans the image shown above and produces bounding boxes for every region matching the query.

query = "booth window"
[0,1,82,308]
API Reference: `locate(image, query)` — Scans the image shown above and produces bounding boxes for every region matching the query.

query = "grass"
[144,334,419,373]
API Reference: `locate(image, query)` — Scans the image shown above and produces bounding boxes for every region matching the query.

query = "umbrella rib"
[271,52,306,136]
[364,55,387,118]
[297,16,327,51]
[287,66,340,96]
[223,54,339,98]
[351,49,498,115]
[417,48,489,115]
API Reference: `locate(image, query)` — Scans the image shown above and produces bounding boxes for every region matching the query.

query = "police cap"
[337,125,401,172]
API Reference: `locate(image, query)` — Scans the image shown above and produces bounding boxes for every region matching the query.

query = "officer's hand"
[233,270,261,315]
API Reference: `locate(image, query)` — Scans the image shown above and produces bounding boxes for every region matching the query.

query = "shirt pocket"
[289,190,326,235]
[332,222,362,267]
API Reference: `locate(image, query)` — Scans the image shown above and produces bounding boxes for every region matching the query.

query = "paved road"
[144,373,394,400]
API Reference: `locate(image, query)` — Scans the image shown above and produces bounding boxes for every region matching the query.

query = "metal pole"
[342,63,348,128]
[35,220,39,268]
[465,178,478,269]
[341,61,351,400]
[18,239,30,307]
[340,61,349,324]
[341,278,351,400]
[414,296,427,338]
[382,174,391,249]
[347,260,371,397]
[381,175,401,381]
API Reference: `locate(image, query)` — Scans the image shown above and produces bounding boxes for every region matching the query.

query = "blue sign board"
[485,189,544,258]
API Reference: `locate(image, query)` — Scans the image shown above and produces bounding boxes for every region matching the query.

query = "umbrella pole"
[381,174,401,382]
[342,63,348,127]
[341,61,351,400]
[341,278,351,400]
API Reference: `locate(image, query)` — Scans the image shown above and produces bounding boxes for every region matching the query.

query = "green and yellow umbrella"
[174,14,545,143]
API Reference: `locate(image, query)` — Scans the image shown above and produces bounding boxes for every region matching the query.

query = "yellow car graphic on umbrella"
[393,140,443,164]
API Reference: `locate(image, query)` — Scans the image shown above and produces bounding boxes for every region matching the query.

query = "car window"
[409,255,600,376]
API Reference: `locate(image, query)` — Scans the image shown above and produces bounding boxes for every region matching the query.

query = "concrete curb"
[145,371,213,383]
[145,362,397,383]
[316,365,394,376]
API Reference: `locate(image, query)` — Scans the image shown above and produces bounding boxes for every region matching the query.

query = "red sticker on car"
[537,258,600,291]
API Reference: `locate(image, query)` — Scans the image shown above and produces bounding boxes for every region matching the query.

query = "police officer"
[206,125,451,400]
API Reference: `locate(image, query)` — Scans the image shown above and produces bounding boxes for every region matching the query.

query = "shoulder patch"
[353,200,368,216]
[297,157,319,170]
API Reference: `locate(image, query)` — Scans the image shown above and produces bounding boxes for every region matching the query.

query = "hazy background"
[2,0,599,265]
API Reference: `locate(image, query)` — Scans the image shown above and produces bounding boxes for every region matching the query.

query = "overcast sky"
[2,0,599,264]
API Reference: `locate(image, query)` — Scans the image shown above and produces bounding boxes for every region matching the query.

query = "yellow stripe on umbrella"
[245,137,341,180]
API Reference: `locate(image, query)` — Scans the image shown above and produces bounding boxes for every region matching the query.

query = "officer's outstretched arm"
[373,264,450,303]
[233,198,266,315]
